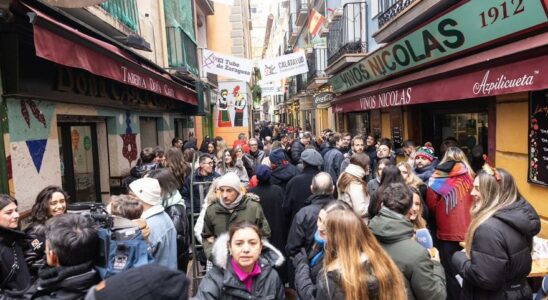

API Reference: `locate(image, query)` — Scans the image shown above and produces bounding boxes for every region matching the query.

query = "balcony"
[295,0,309,27]
[373,0,459,43]
[296,73,309,94]
[99,0,139,32]
[166,27,199,77]
[307,47,328,89]
[288,13,300,46]
[326,2,367,75]
[196,0,215,16]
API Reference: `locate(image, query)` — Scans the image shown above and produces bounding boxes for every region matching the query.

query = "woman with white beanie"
[336,153,371,220]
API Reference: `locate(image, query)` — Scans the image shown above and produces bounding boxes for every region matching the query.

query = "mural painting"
[120,111,138,167]
[215,82,249,128]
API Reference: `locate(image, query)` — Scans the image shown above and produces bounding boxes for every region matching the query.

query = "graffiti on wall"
[215,82,249,128]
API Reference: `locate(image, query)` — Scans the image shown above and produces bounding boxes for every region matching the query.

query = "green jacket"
[202,193,271,259]
[369,207,446,300]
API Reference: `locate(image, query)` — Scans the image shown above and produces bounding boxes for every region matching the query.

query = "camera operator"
[26,214,100,299]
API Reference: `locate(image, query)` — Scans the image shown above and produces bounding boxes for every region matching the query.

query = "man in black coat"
[242,138,265,177]
[180,154,220,214]
[26,214,100,300]
[284,149,324,223]
[248,165,288,284]
[286,172,335,257]
[289,132,312,165]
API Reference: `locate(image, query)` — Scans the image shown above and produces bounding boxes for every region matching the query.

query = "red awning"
[333,32,548,113]
[22,2,197,106]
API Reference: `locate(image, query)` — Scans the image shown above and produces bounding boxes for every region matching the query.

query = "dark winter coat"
[202,193,271,260]
[369,207,447,300]
[260,126,273,141]
[286,194,334,257]
[323,148,344,184]
[242,150,265,177]
[181,169,221,213]
[293,247,323,300]
[248,183,286,254]
[367,178,381,217]
[26,261,99,300]
[195,233,286,300]
[452,197,540,300]
[284,167,320,222]
[365,146,377,179]
[22,223,47,277]
[164,200,190,272]
[270,163,300,191]
[315,261,380,300]
[122,163,159,192]
[290,140,305,165]
[0,227,31,299]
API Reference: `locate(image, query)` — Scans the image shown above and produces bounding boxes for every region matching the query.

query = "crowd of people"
[0,122,542,300]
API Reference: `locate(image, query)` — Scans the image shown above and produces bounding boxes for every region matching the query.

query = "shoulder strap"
[0,243,19,290]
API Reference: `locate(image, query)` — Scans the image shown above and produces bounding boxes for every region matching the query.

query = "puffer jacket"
[369,207,446,300]
[26,261,100,300]
[195,233,285,300]
[452,197,540,300]
[23,223,47,277]
[162,191,190,272]
[0,227,31,299]
[202,193,271,260]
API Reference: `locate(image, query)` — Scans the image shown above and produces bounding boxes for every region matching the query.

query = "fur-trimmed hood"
[213,192,261,205]
[211,233,285,269]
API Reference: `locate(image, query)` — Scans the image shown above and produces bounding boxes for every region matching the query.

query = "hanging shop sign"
[529,90,548,187]
[314,92,334,108]
[202,49,253,82]
[333,54,548,113]
[330,0,548,93]
[259,52,309,82]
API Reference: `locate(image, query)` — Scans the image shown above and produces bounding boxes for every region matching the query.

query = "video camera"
[67,202,113,229]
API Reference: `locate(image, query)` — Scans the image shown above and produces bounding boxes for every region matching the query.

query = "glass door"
[58,123,100,202]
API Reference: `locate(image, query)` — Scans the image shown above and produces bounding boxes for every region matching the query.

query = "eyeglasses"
[202,161,214,166]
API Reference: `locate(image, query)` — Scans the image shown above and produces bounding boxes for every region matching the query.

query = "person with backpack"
[122,148,159,192]
[26,214,100,299]
[129,177,177,270]
[146,168,191,273]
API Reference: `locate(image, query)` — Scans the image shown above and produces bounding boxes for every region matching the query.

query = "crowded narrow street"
[0,0,547,299]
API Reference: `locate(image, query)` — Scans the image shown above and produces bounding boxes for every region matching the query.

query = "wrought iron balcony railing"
[327,2,367,66]
[166,27,199,76]
[378,0,417,28]
[307,47,328,81]
[100,0,139,32]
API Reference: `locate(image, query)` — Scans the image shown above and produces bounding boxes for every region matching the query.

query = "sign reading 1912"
[329,0,548,94]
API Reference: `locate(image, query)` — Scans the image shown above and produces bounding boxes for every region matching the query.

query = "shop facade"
[331,1,548,234]
[0,2,198,211]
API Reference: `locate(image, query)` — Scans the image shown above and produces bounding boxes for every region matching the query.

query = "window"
[139,117,158,148]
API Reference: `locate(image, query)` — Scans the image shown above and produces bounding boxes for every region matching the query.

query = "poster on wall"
[214,82,249,128]
[529,90,548,187]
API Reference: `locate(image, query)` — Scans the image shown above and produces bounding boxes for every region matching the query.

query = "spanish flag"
[308,9,326,37]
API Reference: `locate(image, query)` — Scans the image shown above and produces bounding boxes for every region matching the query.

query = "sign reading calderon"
[330,0,548,94]
[259,52,309,82]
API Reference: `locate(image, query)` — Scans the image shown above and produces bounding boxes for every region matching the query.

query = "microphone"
[416,228,434,249]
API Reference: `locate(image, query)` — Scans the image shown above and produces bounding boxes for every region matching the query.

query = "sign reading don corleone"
[259,52,309,82]
[202,49,253,82]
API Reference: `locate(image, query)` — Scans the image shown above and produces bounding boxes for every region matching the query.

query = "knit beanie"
[217,172,242,195]
[415,146,435,162]
[129,178,162,206]
[255,165,272,182]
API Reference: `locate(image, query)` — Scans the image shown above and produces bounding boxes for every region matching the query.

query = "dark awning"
[22,2,197,106]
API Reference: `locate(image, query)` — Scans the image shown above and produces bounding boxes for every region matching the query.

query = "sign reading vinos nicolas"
[330,0,548,93]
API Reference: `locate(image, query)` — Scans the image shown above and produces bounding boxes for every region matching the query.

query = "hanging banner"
[261,82,284,96]
[202,49,253,82]
[211,0,234,5]
[259,52,309,82]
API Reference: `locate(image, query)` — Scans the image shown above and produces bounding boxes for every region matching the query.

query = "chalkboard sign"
[529,90,548,186]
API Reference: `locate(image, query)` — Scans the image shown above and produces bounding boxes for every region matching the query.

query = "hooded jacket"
[270,163,300,191]
[195,233,285,300]
[286,194,335,257]
[426,161,474,241]
[26,261,100,300]
[202,193,271,260]
[452,197,540,300]
[369,207,446,300]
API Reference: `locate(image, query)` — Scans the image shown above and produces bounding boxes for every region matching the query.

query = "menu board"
[529,90,548,186]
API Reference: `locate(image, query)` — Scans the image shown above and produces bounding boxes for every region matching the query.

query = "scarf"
[310,231,325,268]
[231,258,262,292]
[428,161,473,215]
[219,194,244,211]
[344,164,366,179]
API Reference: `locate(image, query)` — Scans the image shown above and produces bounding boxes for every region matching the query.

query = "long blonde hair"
[338,153,370,196]
[397,162,425,189]
[409,187,427,230]
[440,147,475,178]
[464,169,518,257]
[323,210,406,300]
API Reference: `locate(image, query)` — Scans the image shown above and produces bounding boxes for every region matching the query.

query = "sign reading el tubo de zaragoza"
[330,0,548,94]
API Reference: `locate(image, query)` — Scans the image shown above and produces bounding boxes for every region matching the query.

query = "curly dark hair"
[30,186,69,224]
